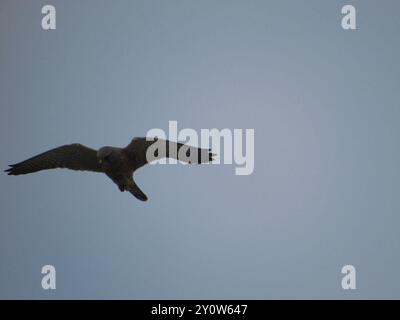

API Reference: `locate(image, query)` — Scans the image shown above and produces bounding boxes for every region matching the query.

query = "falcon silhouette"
[5,137,215,201]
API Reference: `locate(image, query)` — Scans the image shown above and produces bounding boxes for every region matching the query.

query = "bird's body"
[5,137,214,201]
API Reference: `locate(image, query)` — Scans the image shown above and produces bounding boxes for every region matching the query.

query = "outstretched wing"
[125,137,215,169]
[5,143,103,175]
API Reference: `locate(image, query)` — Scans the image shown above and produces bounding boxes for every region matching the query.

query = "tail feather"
[127,181,148,202]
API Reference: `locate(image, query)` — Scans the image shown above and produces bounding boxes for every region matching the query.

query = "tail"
[127,180,148,202]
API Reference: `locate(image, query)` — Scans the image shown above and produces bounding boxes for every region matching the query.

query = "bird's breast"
[106,152,132,171]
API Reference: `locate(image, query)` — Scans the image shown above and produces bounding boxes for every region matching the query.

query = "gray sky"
[1,0,400,299]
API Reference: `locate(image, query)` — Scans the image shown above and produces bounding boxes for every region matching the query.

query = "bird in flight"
[5,137,215,201]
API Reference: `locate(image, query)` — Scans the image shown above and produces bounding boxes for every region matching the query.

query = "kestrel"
[5,137,215,201]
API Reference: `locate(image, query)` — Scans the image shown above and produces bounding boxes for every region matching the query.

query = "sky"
[0,0,400,299]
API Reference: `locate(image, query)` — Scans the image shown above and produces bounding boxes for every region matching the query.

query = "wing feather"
[125,137,215,169]
[5,144,103,175]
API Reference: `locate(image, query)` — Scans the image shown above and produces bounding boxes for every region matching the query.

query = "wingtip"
[209,152,217,162]
[5,166,17,175]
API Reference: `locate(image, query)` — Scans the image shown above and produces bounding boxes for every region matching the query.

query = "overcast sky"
[1,0,400,298]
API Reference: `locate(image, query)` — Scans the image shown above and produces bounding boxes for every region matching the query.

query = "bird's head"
[97,146,114,164]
